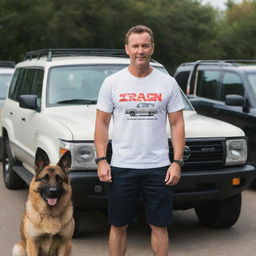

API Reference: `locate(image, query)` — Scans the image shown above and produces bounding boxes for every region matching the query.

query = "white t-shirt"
[97,67,184,169]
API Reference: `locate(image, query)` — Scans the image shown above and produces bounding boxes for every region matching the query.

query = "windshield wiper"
[56,99,97,104]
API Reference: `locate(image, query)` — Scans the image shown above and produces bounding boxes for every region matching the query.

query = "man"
[94,25,185,256]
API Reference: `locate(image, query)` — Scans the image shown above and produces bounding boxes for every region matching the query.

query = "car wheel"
[195,193,241,228]
[130,112,135,116]
[73,209,82,238]
[2,136,24,189]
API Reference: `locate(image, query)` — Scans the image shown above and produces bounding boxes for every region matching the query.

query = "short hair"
[125,25,154,45]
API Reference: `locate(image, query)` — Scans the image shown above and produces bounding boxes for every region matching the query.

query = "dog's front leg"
[26,239,39,256]
[56,240,72,256]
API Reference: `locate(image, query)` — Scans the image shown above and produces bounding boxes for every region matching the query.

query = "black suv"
[174,60,256,167]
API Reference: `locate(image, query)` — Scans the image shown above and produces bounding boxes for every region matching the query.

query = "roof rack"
[0,61,15,68]
[24,48,127,62]
[184,60,256,66]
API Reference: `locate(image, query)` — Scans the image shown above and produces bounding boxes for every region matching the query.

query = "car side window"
[8,69,21,100]
[175,71,190,93]
[220,72,244,101]
[20,69,37,95]
[31,69,44,108]
[9,68,27,101]
[197,70,221,100]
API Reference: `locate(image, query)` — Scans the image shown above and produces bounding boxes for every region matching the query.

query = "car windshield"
[0,74,12,99]
[247,73,256,97]
[47,64,192,110]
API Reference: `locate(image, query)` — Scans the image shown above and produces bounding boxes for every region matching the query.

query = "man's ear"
[57,151,71,173]
[125,44,129,56]
[150,43,154,56]
[34,154,50,173]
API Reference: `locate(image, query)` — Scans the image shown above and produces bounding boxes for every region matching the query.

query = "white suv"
[1,49,255,233]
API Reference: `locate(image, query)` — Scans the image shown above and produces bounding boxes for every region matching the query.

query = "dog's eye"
[41,174,49,182]
[56,174,63,183]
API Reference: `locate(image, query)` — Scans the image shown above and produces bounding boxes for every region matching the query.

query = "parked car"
[0,61,15,157]
[1,50,255,234]
[174,60,256,167]
[125,103,157,116]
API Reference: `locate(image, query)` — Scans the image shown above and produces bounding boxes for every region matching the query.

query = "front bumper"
[70,164,256,210]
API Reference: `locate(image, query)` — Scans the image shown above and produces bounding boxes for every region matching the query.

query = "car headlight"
[59,140,97,169]
[225,139,247,166]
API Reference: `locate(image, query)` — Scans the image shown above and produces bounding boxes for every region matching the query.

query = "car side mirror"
[225,94,244,106]
[19,95,38,110]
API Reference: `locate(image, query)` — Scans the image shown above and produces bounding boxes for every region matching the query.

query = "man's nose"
[138,46,144,54]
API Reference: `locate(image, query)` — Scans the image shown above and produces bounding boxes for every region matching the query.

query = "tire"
[130,112,135,116]
[73,209,82,238]
[2,136,25,189]
[195,193,241,228]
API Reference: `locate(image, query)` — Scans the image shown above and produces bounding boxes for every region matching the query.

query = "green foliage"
[0,0,256,72]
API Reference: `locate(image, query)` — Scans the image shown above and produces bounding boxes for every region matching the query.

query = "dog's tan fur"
[12,151,74,256]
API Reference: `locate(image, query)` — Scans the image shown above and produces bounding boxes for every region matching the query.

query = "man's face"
[125,32,154,70]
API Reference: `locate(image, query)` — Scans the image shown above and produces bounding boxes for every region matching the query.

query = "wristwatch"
[95,157,107,164]
[172,159,184,167]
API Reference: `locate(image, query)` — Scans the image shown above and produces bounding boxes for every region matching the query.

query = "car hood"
[45,105,113,140]
[182,111,245,138]
[45,107,244,141]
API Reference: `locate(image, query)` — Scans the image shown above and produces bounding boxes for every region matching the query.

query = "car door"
[2,68,27,157]
[212,71,248,125]
[18,68,44,169]
[211,71,256,165]
[189,69,222,118]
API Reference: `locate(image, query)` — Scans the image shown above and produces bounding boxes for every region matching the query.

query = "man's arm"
[165,110,185,186]
[94,110,112,182]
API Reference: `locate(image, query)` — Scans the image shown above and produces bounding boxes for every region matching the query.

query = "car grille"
[169,138,226,170]
[106,138,226,170]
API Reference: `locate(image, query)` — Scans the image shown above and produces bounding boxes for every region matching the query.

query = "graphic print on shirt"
[119,92,162,120]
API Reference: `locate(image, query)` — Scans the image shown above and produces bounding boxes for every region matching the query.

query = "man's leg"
[109,225,128,256]
[150,224,169,256]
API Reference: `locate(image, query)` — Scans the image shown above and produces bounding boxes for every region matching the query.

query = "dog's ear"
[58,151,71,173]
[34,154,50,173]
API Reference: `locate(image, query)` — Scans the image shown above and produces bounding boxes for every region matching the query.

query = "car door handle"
[21,117,26,121]
[9,112,13,115]
[213,108,220,115]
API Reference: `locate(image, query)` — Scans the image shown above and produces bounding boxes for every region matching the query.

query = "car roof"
[176,60,256,73]
[16,48,163,69]
[16,55,163,68]
[0,67,15,75]
[0,61,15,74]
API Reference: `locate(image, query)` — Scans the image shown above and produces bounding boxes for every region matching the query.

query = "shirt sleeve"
[167,78,185,113]
[96,77,114,113]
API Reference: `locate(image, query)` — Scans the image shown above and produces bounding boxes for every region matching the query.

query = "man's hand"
[97,160,112,183]
[165,163,181,186]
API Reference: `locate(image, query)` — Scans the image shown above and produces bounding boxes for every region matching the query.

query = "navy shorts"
[108,166,173,227]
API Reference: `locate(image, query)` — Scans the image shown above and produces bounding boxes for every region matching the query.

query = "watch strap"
[95,157,107,164]
[172,159,184,167]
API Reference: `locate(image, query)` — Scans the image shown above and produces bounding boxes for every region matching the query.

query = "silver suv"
[0,61,15,156]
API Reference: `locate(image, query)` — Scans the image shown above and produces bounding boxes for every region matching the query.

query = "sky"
[201,0,243,10]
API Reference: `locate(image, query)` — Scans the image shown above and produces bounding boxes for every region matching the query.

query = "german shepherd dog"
[12,151,74,256]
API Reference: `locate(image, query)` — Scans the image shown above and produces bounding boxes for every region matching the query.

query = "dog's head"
[34,151,71,207]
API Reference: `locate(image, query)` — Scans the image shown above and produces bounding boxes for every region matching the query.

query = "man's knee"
[149,224,168,235]
[111,225,128,234]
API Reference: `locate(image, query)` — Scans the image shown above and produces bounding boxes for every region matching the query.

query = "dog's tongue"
[47,198,58,206]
